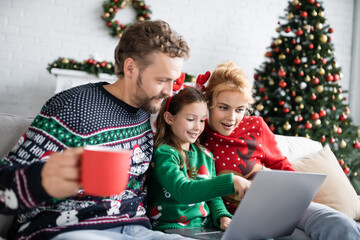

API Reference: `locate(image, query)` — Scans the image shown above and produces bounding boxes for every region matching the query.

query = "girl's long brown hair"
[154,87,206,169]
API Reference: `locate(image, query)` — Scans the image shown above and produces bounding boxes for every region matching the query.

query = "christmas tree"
[253,0,360,192]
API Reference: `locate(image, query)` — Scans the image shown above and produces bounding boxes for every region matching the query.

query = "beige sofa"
[0,113,359,239]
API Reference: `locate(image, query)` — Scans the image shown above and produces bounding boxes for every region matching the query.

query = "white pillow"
[275,135,322,162]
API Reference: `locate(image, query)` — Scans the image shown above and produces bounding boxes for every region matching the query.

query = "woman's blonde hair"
[205,60,255,113]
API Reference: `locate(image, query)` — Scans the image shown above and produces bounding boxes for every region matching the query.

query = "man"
[0,20,192,240]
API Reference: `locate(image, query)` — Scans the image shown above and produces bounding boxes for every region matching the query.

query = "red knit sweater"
[202,116,295,213]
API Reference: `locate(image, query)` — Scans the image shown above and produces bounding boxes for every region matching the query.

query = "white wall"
[0,0,356,124]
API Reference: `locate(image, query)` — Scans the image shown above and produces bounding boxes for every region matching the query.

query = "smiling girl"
[147,87,250,231]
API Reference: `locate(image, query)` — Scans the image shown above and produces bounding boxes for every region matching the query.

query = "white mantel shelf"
[51,68,117,93]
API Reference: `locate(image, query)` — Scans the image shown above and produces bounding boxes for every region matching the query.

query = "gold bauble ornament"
[292,0,299,5]
[318,67,325,75]
[295,96,303,103]
[357,129,360,138]
[319,34,328,43]
[116,26,121,31]
[73,65,77,69]
[191,77,196,83]
[305,75,311,82]
[317,45,322,50]
[333,88,338,93]
[316,53,321,59]
[319,11,325,17]
[138,16,145,21]
[287,13,294,20]
[275,38,282,45]
[117,33,123,38]
[278,54,286,60]
[61,58,69,64]
[295,44,302,51]
[306,134,310,139]
[316,22,323,29]
[314,119,321,126]
[333,125,338,133]
[109,8,113,12]
[340,139,347,148]
[333,62,339,68]
[303,24,309,30]
[106,63,112,69]
[309,34,314,40]
[276,27,281,32]
[104,12,110,18]
[299,104,304,109]
[312,10,318,16]
[354,172,358,177]
[283,121,292,131]
[337,94,343,100]
[316,85,324,93]
[269,79,275,86]
[256,104,264,111]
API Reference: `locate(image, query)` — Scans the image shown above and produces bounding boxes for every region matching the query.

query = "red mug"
[81,146,131,197]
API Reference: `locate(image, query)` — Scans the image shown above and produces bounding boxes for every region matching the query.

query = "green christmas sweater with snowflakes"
[0,82,153,240]
[147,144,234,230]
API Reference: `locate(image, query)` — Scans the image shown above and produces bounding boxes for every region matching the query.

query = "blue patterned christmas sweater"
[0,82,154,239]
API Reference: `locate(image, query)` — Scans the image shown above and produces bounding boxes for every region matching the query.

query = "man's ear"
[163,111,174,125]
[123,57,136,78]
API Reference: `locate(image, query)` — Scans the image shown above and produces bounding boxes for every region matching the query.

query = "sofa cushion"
[275,135,322,162]
[0,113,33,158]
[291,145,360,220]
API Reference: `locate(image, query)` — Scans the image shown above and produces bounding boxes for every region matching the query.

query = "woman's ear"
[123,57,136,78]
[163,111,174,125]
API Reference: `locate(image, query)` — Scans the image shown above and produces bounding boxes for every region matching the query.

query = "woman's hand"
[232,175,251,199]
[219,216,232,230]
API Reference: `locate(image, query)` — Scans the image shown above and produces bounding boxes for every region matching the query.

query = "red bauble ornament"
[284,27,291,33]
[333,74,340,81]
[308,0,315,4]
[300,11,308,18]
[321,58,327,65]
[331,106,336,111]
[297,115,303,122]
[308,43,314,49]
[279,80,287,88]
[274,48,279,53]
[299,71,304,77]
[278,100,285,106]
[316,3,320,7]
[326,74,334,82]
[319,109,327,117]
[311,113,320,120]
[286,48,290,54]
[354,141,360,149]
[278,69,286,77]
[283,108,290,113]
[310,94,317,100]
[311,60,316,65]
[265,117,270,122]
[87,59,93,64]
[338,89,343,93]
[338,159,345,165]
[295,4,301,10]
[291,91,296,97]
[344,167,350,175]
[259,87,266,93]
[292,39,297,44]
[266,52,272,57]
[312,77,319,84]
[294,58,301,65]
[305,122,313,129]
[329,28,334,33]
[320,135,326,143]
[339,114,347,121]
[296,29,303,36]
[254,74,258,80]
[337,127,342,134]
[330,137,336,144]
[263,96,269,100]
[270,125,275,132]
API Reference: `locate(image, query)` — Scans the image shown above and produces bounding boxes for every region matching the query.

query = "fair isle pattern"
[31,114,152,147]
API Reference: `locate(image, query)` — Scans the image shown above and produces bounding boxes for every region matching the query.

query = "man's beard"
[135,75,167,114]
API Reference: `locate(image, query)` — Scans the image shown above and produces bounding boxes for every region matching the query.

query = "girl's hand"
[220,216,232,230]
[232,175,251,199]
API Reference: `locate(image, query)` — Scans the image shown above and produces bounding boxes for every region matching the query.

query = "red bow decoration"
[196,71,211,92]
[173,72,185,91]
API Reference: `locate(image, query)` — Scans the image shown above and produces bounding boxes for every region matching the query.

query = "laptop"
[165,170,326,240]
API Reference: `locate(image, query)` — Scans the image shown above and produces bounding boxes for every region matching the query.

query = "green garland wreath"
[102,0,152,38]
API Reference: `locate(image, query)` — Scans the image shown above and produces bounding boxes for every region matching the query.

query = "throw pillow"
[291,145,360,220]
